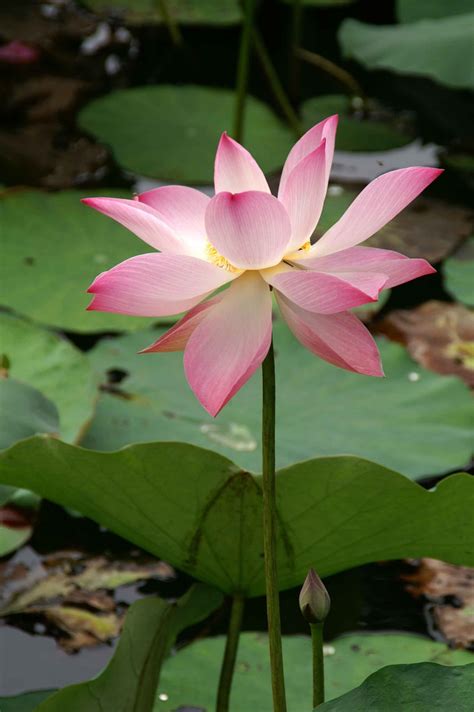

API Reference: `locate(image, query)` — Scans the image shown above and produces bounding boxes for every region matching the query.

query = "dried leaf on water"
[378,301,474,387]
[404,558,474,649]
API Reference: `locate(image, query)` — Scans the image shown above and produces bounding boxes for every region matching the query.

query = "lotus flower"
[84,116,440,416]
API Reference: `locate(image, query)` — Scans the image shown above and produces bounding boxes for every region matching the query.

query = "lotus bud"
[299,568,331,625]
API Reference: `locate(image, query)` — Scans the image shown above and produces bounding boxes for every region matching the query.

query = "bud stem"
[311,621,325,708]
[216,593,245,712]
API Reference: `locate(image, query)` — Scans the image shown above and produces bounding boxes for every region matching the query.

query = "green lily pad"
[0,378,59,450]
[0,522,33,558]
[0,190,160,333]
[36,585,222,712]
[79,85,294,183]
[301,95,411,152]
[83,319,473,478]
[338,15,474,90]
[153,632,473,710]
[0,378,57,554]
[443,237,474,307]
[0,690,55,712]
[84,0,241,24]
[0,314,97,444]
[396,0,473,23]
[281,0,355,5]
[319,663,474,711]
[1,438,473,595]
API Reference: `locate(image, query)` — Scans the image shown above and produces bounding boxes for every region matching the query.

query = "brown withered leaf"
[0,553,174,651]
[0,125,109,188]
[44,605,122,652]
[8,76,89,123]
[404,558,474,649]
[0,0,95,48]
[365,198,473,263]
[378,301,474,387]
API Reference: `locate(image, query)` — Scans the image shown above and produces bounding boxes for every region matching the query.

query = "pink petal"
[82,197,202,256]
[87,253,235,317]
[313,167,443,257]
[265,266,388,314]
[214,133,270,195]
[137,186,209,254]
[184,272,272,416]
[278,139,327,252]
[279,115,338,200]
[140,295,222,353]
[205,191,291,270]
[276,294,383,376]
[296,246,436,288]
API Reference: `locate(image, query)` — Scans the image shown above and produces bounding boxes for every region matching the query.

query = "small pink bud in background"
[0,41,40,65]
[299,568,331,625]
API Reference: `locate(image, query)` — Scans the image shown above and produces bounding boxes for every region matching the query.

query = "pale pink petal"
[279,115,338,199]
[313,167,443,257]
[137,185,209,254]
[82,197,199,256]
[140,295,222,353]
[265,265,388,314]
[184,272,272,416]
[279,139,327,252]
[214,133,270,195]
[205,191,291,270]
[276,293,383,376]
[87,253,235,317]
[294,246,436,288]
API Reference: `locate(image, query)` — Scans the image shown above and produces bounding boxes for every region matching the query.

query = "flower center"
[299,241,311,252]
[205,241,240,272]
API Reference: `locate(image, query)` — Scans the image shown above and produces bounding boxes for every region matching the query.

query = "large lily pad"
[36,585,223,712]
[153,632,473,710]
[302,95,411,152]
[338,15,474,90]
[320,663,474,711]
[84,0,241,24]
[0,438,473,595]
[79,86,294,183]
[83,319,473,478]
[0,314,96,443]
[396,0,473,23]
[443,237,474,307]
[0,190,158,333]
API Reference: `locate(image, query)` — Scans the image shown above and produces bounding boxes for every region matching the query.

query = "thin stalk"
[311,622,325,708]
[233,0,255,142]
[262,341,287,712]
[295,47,366,99]
[289,0,303,103]
[156,0,183,47]
[216,594,245,712]
[252,27,302,138]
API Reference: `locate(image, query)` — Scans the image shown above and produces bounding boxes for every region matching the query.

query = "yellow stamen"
[300,241,311,252]
[205,241,240,272]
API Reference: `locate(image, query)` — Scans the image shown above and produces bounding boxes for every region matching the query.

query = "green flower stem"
[262,340,287,712]
[251,27,302,138]
[216,594,245,712]
[156,0,183,47]
[289,0,303,102]
[233,0,256,142]
[311,621,325,707]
